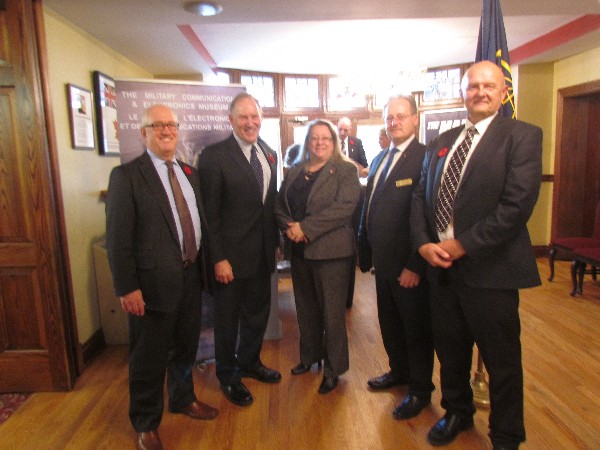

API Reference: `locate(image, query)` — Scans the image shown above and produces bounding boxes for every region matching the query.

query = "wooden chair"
[548,201,600,281]
[571,247,600,296]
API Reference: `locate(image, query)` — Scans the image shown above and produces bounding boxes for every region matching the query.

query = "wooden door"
[553,81,600,239]
[0,0,78,391]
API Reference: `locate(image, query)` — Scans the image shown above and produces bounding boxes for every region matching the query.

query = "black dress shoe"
[241,363,282,383]
[392,394,431,420]
[290,361,321,375]
[493,445,519,450]
[318,376,339,394]
[427,413,474,446]
[220,382,253,406]
[367,372,406,390]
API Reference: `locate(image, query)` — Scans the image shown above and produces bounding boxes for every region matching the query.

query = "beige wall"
[517,46,600,246]
[44,8,151,343]
[516,63,555,246]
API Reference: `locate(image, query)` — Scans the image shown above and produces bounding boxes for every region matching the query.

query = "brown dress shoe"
[170,400,218,420]
[136,430,163,450]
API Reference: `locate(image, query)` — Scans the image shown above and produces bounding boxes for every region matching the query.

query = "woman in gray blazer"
[274,119,361,394]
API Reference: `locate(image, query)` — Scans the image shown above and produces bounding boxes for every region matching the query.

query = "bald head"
[461,61,508,124]
[337,117,352,141]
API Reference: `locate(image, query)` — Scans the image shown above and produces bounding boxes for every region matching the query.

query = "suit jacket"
[105,151,210,312]
[358,139,427,278]
[274,159,361,260]
[346,136,368,168]
[410,115,543,289]
[198,134,278,277]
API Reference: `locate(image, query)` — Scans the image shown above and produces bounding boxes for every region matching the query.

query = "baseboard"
[81,329,106,368]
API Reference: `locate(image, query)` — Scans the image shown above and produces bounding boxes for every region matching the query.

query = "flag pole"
[471,350,490,407]
[470,0,515,408]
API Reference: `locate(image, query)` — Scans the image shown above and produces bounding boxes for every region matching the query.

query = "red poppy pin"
[438,147,449,157]
[349,139,355,145]
[184,166,192,175]
[268,153,275,165]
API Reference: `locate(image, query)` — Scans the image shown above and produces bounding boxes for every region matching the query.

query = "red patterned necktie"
[434,127,477,233]
[166,161,196,263]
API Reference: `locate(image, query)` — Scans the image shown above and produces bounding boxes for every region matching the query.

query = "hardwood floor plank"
[0,259,598,449]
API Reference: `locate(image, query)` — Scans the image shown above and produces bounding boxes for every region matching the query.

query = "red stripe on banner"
[511,15,600,64]
[177,24,219,72]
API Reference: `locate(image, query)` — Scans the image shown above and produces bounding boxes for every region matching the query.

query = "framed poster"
[66,84,95,150]
[419,107,467,145]
[93,71,120,156]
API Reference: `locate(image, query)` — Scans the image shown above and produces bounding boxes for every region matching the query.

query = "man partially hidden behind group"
[197,93,281,407]
[106,104,218,450]
[337,117,369,178]
[358,95,434,419]
[411,61,542,449]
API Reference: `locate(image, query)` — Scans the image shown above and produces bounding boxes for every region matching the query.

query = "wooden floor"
[1,259,599,450]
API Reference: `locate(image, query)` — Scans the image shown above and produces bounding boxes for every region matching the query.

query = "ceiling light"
[183,1,223,17]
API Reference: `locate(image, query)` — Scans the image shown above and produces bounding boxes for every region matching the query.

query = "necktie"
[166,161,197,263]
[250,145,264,198]
[341,140,346,155]
[367,148,398,236]
[434,127,477,233]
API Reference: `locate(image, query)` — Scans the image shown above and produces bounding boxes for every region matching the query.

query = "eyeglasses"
[144,121,179,131]
[309,136,333,143]
[386,114,414,123]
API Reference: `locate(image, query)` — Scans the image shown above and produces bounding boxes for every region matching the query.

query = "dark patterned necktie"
[250,145,264,197]
[341,140,346,155]
[434,127,477,233]
[371,147,398,207]
[166,161,196,263]
[367,148,398,238]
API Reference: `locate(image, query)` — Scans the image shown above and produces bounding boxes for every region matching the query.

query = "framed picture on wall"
[93,71,120,156]
[66,84,95,150]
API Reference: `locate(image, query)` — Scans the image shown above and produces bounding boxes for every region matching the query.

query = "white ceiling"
[43,0,600,77]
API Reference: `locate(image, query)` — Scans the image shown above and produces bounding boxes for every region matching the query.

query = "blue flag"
[475,0,516,119]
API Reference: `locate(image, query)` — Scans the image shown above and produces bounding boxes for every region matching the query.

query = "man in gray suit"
[106,105,217,450]
[411,61,542,449]
[358,95,434,419]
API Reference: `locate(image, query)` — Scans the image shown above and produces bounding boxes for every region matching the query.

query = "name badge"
[395,178,413,187]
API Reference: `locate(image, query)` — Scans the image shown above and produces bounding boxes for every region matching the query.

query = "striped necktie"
[434,127,477,233]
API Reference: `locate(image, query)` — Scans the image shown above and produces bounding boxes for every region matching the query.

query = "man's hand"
[398,268,420,288]
[438,239,466,261]
[419,243,453,268]
[120,289,145,316]
[215,259,234,284]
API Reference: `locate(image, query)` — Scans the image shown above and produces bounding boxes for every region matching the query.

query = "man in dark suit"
[337,117,369,177]
[410,61,542,449]
[106,105,218,450]
[358,95,434,419]
[197,93,281,407]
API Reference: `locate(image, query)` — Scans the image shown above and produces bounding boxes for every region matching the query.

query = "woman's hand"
[286,222,307,243]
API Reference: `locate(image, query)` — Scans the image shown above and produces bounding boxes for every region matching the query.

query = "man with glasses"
[106,104,218,450]
[198,93,281,407]
[358,95,434,419]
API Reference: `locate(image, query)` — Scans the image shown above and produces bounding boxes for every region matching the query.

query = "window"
[328,77,366,111]
[423,68,462,103]
[241,74,275,108]
[284,76,319,109]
